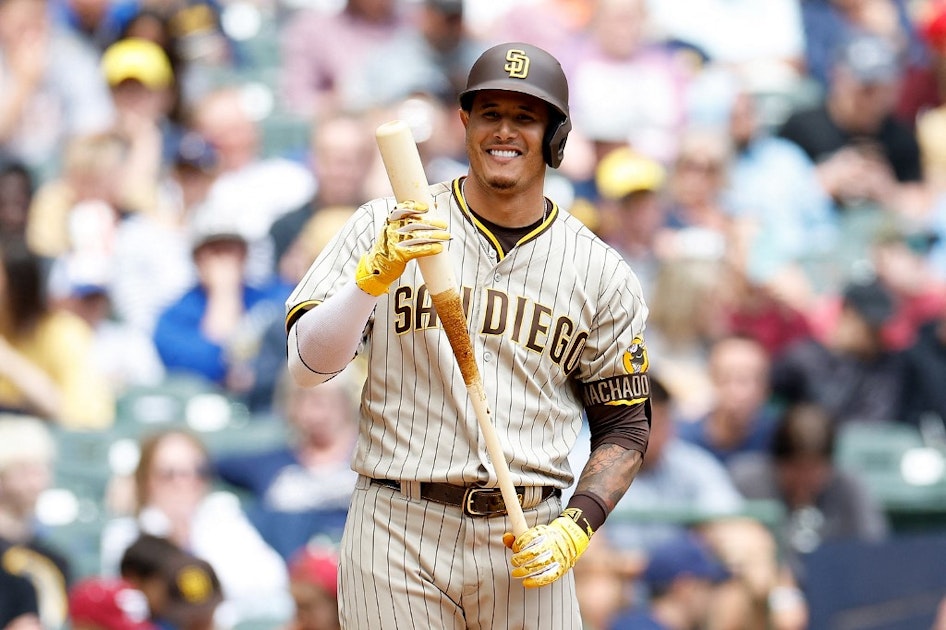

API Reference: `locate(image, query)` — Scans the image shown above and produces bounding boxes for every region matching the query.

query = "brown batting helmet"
[459,42,571,168]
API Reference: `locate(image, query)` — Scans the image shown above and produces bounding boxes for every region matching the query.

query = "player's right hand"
[355,200,450,296]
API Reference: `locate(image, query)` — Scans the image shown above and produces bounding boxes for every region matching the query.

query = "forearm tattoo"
[574,444,644,510]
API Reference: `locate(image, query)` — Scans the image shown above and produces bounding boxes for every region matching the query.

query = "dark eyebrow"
[477,100,542,114]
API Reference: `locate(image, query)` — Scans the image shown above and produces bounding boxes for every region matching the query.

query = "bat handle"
[469,386,528,536]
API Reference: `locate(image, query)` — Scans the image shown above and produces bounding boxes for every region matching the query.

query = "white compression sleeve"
[288,282,378,387]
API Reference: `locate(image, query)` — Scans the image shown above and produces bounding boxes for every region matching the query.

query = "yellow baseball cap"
[595,147,666,201]
[101,38,174,90]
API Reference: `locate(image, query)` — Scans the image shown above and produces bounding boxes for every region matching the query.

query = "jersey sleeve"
[285,198,391,332]
[574,255,651,408]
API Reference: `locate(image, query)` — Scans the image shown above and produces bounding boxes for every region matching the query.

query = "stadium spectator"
[215,369,359,559]
[154,551,224,630]
[50,0,139,52]
[110,131,217,335]
[699,517,809,630]
[571,532,646,630]
[152,211,288,393]
[592,141,667,299]
[724,87,838,285]
[609,531,730,630]
[269,112,375,275]
[655,128,741,269]
[190,86,314,283]
[118,536,227,630]
[25,132,126,263]
[800,0,919,94]
[0,415,71,630]
[0,239,114,428]
[99,37,182,210]
[114,7,196,130]
[0,0,115,178]
[118,533,180,620]
[279,0,408,118]
[285,543,341,630]
[728,402,890,559]
[566,0,691,166]
[0,157,34,242]
[50,256,166,393]
[644,256,732,420]
[603,376,744,552]
[771,276,905,426]
[654,129,746,256]
[723,265,815,360]
[0,562,39,630]
[346,0,486,112]
[677,334,779,465]
[68,577,155,630]
[791,206,945,354]
[100,428,292,626]
[778,31,923,215]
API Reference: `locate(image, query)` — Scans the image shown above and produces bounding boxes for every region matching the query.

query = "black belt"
[371,478,559,518]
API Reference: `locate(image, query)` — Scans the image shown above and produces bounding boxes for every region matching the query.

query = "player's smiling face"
[462,90,549,192]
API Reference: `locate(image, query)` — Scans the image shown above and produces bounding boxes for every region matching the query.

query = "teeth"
[490,150,518,158]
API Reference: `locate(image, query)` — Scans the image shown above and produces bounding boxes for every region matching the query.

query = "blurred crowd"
[4,0,946,628]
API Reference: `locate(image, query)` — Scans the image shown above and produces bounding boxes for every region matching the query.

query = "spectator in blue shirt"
[677,335,779,465]
[153,211,288,390]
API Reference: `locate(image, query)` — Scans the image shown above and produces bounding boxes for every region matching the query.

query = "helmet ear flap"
[545,117,571,169]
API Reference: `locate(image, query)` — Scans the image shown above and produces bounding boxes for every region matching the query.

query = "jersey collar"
[452,177,559,261]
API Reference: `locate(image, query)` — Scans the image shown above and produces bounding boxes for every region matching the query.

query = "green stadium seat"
[114,375,251,438]
[835,422,946,521]
[49,427,117,503]
[199,414,290,458]
[231,616,288,630]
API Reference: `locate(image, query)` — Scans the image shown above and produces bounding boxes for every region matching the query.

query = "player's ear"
[458,107,470,129]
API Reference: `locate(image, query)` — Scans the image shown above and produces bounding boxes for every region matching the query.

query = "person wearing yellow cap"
[102,37,175,91]
[594,145,667,297]
[100,37,182,214]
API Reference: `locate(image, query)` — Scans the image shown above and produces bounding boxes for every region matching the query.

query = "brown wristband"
[565,491,610,534]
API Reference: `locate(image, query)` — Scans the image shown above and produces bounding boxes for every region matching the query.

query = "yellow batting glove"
[506,509,592,588]
[355,201,450,296]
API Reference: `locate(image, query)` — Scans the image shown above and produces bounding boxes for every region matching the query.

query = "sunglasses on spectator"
[153,464,212,482]
[677,157,724,174]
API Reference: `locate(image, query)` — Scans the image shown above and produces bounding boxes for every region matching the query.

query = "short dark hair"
[120,534,182,580]
[770,402,836,461]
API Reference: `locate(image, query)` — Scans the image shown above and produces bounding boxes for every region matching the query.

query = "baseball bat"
[375,120,528,537]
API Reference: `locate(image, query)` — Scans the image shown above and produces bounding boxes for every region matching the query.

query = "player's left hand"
[504,512,592,588]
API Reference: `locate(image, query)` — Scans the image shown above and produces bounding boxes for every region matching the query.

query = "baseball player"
[286,42,651,629]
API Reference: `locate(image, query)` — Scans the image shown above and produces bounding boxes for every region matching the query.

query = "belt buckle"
[463,487,497,517]
[462,487,523,517]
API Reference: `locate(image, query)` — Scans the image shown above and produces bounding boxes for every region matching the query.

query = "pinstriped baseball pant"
[339,475,582,629]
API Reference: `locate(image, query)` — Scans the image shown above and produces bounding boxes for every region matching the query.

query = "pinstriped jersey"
[286,177,649,489]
